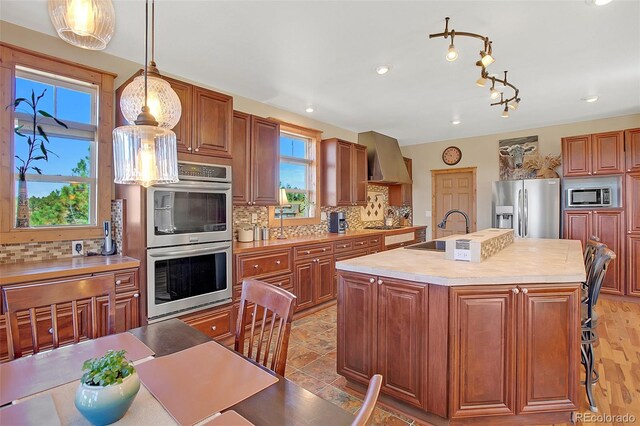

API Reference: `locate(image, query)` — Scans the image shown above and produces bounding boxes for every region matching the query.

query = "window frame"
[0,43,116,243]
[268,120,323,227]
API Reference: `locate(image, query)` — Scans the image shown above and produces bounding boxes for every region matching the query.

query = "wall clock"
[442,146,462,166]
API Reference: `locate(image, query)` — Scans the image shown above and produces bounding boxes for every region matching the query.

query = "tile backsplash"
[0,200,123,264]
[233,184,412,240]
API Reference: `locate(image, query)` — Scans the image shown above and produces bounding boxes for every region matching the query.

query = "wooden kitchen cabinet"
[389,157,413,207]
[563,210,625,295]
[627,172,640,233]
[321,138,368,207]
[625,128,640,172]
[232,111,280,206]
[627,236,640,297]
[163,75,192,152]
[180,305,234,341]
[450,284,578,419]
[562,131,624,177]
[294,255,335,312]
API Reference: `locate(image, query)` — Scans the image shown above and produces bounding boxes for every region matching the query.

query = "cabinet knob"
[369,278,375,283]
[305,250,311,254]
[322,248,327,252]
[211,325,217,331]
[629,169,632,172]
[187,147,192,151]
[593,171,597,174]
[377,279,383,285]
[521,288,528,294]
[134,293,140,298]
[254,264,259,268]
[588,172,592,175]
[247,201,251,205]
[195,148,199,152]
[48,328,53,334]
[115,280,122,285]
[512,288,520,294]
[275,260,281,265]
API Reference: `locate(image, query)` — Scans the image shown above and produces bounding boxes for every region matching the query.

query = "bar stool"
[580,246,615,413]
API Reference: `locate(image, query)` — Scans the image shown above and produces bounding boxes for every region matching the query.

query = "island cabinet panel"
[450,286,517,418]
[626,128,640,172]
[337,272,378,384]
[377,278,427,408]
[627,236,640,297]
[517,285,579,413]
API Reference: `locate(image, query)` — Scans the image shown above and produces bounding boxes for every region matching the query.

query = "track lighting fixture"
[430,17,522,118]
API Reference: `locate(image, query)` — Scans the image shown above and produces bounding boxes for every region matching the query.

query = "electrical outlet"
[250,213,258,224]
[320,211,327,221]
[425,210,432,217]
[72,240,84,257]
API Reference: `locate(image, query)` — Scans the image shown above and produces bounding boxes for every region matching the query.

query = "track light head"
[446,43,458,61]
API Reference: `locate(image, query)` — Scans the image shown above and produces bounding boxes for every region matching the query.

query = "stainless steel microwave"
[566,187,611,207]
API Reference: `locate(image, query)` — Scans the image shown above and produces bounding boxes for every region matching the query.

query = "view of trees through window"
[277,132,314,219]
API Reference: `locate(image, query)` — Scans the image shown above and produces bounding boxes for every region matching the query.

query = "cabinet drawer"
[182,307,233,339]
[294,243,334,260]
[234,274,293,301]
[334,240,354,253]
[352,237,369,249]
[114,270,138,293]
[335,249,369,263]
[236,250,291,282]
[368,236,382,246]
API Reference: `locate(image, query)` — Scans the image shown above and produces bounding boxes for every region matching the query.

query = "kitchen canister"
[238,227,253,242]
[261,227,270,240]
[253,225,261,241]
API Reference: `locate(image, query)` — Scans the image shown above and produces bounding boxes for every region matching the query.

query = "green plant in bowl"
[75,350,140,425]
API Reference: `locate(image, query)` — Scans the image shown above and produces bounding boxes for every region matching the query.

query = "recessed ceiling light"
[451,119,461,125]
[305,106,314,113]
[582,96,599,103]
[375,65,390,75]
[593,0,613,5]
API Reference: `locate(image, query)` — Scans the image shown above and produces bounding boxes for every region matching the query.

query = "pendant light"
[119,0,181,129]
[113,0,178,188]
[48,0,115,50]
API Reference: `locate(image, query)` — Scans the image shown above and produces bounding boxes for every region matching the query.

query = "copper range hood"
[357,131,412,185]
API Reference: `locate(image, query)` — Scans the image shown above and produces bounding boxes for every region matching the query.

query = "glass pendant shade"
[120,74,182,129]
[113,124,179,187]
[48,0,115,50]
[446,44,458,62]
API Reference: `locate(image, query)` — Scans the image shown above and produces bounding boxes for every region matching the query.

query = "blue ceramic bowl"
[74,372,140,425]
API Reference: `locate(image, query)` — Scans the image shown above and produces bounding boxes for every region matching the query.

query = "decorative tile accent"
[361,191,384,222]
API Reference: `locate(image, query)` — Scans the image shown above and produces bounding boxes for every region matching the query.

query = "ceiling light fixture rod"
[429,17,489,43]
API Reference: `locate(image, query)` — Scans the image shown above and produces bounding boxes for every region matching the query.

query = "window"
[269,121,322,226]
[13,67,98,227]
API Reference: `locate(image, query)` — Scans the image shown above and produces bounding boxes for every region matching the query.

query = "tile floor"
[285,304,418,426]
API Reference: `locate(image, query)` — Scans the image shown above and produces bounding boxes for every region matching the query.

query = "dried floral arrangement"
[523,154,562,178]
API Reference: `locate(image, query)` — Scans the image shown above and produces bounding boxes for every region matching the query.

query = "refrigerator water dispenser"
[495,205,514,229]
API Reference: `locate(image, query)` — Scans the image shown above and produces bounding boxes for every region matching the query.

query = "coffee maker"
[328,212,348,234]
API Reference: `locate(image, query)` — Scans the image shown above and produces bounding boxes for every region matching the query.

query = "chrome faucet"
[437,209,470,234]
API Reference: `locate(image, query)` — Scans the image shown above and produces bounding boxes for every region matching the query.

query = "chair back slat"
[3,275,116,361]
[235,279,296,376]
[584,246,616,323]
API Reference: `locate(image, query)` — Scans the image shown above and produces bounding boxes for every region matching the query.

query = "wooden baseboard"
[293,299,336,320]
[600,293,640,303]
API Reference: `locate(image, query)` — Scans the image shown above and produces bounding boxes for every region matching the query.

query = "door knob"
[512,288,520,294]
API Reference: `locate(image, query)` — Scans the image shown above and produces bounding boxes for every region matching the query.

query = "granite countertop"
[233,226,427,254]
[335,238,585,286]
[0,255,140,285]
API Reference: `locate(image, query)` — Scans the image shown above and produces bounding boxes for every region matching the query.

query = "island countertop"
[335,237,585,286]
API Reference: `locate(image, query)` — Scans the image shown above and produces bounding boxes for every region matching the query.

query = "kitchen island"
[335,237,585,425]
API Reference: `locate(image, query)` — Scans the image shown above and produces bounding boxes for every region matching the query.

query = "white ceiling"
[2,1,639,145]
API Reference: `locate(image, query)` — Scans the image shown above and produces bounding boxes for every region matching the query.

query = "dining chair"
[234,279,297,376]
[582,237,604,302]
[580,246,615,413]
[3,275,116,360]
[352,374,383,426]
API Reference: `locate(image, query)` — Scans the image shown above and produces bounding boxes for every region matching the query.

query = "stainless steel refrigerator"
[492,178,560,238]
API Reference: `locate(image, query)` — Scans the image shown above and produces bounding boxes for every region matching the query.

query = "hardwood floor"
[286,297,640,426]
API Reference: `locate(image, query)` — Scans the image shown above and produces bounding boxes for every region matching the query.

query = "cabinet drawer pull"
[275,260,281,265]
[115,280,122,285]
[369,278,375,283]
[521,288,528,294]
[211,325,217,331]
[512,288,520,294]
[339,244,348,248]
[134,293,140,298]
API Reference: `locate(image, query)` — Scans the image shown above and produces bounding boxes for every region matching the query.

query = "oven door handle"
[148,245,231,258]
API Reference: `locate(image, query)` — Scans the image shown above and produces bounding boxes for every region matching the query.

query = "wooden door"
[232,111,252,205]
[250,116,280,206]
[450,286,516,418]
[517,285,579,413]
[627,173,640,233]
[627,236,640,297]
[315,256,335,304]
[432,168,476,238]
[592,131,624,175]
[337,272,377,385]
[192,87,233,157]
[352,144,368,205]
[625,128,640,172]
[164,76,193,154]
[561,135,591,177]
[377,277,426,408]
[336,142,353,206]
[294,261,315,312]
[593,210,625,295]
[562,211,592,247]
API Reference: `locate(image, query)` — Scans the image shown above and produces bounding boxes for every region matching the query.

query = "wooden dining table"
[1,318,354,426]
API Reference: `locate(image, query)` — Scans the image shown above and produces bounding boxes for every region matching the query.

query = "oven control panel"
[178,162,231,182]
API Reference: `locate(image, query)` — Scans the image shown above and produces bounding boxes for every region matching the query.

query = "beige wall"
[0,20,358,142]
[402,114,640,240]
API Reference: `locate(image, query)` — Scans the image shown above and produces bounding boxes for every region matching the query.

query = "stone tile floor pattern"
[285,304,421,426]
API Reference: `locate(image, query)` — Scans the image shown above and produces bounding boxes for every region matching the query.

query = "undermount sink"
[404,240,446,252]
